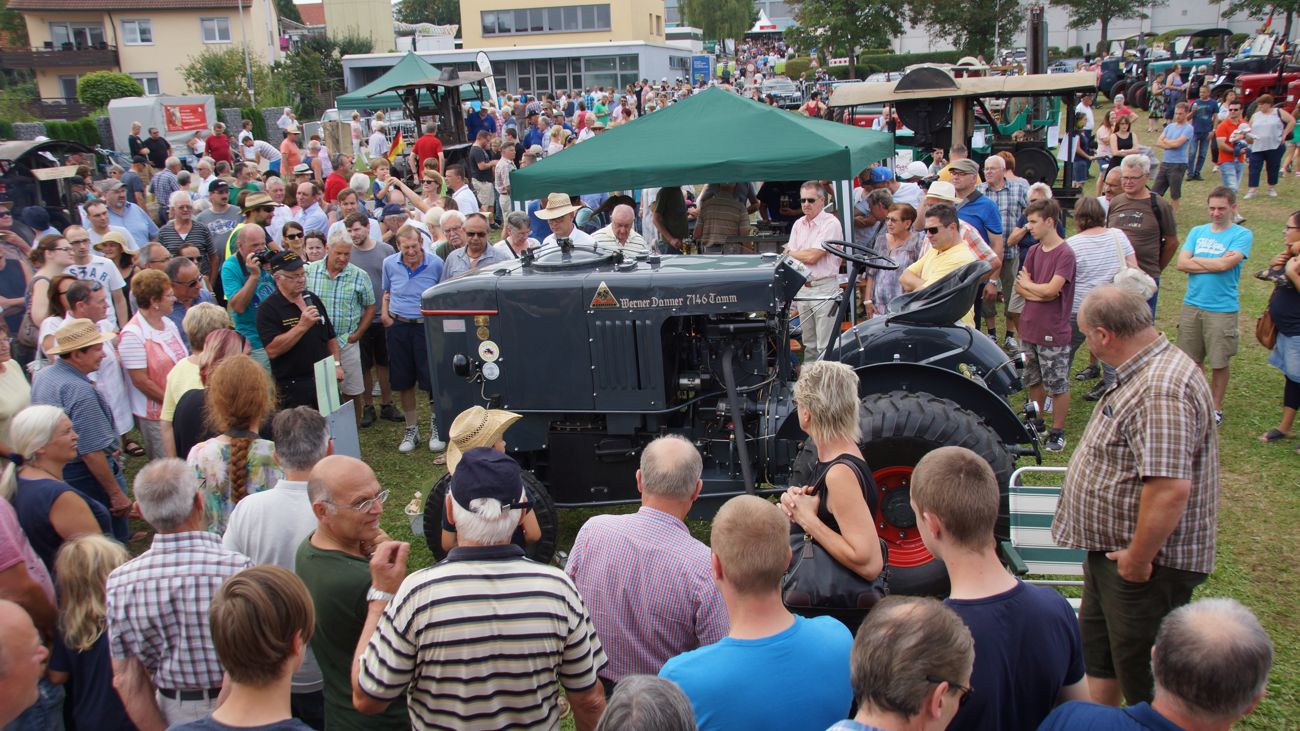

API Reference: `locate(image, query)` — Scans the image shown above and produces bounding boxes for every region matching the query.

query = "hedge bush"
[44,118,99,147]
[785,57,812,80]
[857,50,967,72]
[0,120,13,140]
[76,71,142,111]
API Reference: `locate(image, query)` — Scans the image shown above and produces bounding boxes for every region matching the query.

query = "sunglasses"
[0,211,11,217]
[422,179,439,185]
[927,677,974,708]
[465,231,488,238]
[800,197,820,204]
[285,233,304,240]
[924,225,942,235]
[172,277,201,288]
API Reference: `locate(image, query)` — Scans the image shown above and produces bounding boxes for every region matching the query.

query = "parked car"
[761,77,804,108]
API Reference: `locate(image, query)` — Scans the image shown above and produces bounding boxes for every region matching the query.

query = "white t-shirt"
[37,316,133,435]
[451,185,479,214]
[1066,228,1135,314]
[118,315,189,418]
[65,255,127,325]
[542,228,596,247]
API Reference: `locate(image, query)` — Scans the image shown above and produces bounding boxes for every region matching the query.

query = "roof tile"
[9,0,250,9]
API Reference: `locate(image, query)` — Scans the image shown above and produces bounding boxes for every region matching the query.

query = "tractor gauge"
[481,362,501,381]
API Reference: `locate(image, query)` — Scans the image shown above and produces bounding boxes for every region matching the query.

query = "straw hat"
[535,192,581,220]
[446,406,522,474]
[283,123,301,135]
[94,230,138,254]
[44,318,115,356]
[924,180,961,203]
[240,192,275,212]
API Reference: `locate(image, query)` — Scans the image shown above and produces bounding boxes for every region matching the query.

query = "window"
[130,73,160,95]
[669,56,689,70]
[49,22,105,48]
[481,4,612,36]
[121,19,152,45]
[200,17,232,43]
[58,75,79,101]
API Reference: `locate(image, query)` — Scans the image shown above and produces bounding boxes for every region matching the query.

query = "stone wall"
[12,123,45,141]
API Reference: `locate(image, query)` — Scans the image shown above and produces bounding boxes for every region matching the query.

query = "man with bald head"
[296,455,408,731]
[0,600,49,726]
[565,435,727,692]
[222,223,277,370]
[1041,598,1272,730]
[592,204,649,254]
[1053,284,1217,707]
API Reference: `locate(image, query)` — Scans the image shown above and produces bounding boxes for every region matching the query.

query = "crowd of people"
[0,53,1295,731]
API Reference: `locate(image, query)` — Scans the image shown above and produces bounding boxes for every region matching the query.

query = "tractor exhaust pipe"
[721,343,756,495]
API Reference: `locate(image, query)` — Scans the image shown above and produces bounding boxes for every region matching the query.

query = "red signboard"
[163,104,208,132]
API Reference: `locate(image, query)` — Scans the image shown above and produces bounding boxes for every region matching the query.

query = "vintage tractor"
[419,238,1039,597]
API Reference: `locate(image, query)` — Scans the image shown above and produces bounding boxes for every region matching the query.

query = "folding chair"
[999,466,1086,613]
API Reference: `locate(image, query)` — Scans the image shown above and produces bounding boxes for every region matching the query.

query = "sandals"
[1260,428,1292,443]
[124,439,146,457]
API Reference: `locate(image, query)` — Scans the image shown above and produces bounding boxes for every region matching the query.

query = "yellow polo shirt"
[906,243,978,326]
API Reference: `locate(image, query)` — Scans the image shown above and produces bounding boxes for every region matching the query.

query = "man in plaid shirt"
[565,435,728,693]
[306,237,376,427]
[1053,285,1217,709]
[980,155,1030,350]
[107,459,252,729]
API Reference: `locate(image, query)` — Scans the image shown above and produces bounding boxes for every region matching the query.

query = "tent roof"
[510,87,894,200]
[829,71,1097,107]
[335,52,440,112]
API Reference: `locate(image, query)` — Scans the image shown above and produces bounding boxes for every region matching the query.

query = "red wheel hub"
[873,466,934,569]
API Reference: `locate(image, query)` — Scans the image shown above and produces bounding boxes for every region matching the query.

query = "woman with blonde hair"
[160,302,232,457]
[186,354,281,534]
[2,405,110,573]
[170,329,249,461]
[119,269,187,459]
[46,534,134,731]
[779,360,884,628]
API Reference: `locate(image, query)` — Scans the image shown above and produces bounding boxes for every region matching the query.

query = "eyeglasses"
[924,225,942,235]
[53,246,74,253]
[926,676,974,708]
[1120,176,1145,182]
[0,211,10,218]
[285,233,304,240]
[886,216,904,223]
[172,277,201,288]
[800,197,820,204]
[66,239,90,246]
[326,489,389,513]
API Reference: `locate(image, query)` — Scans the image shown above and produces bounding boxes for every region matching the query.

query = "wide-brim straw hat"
[45,318,115,355]
[535,192,581,220]
[94,230,138,254]
[925,180,961,203]
[241,192,275,212]
[446,406,522,474]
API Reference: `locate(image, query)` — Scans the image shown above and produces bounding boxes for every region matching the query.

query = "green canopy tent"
[335,52,440,112]
[509,86,894,238]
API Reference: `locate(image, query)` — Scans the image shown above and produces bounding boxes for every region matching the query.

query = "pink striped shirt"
[565,506,729,681]
[786,210,845,280]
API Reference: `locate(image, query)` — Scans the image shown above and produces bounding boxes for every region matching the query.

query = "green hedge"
[45,118,99,147]
[0,120,13,140]
[785,57,812,80]
[240,107,267,141]
[856,50,967,72]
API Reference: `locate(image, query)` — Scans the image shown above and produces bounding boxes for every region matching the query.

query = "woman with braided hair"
[185,354,281,534]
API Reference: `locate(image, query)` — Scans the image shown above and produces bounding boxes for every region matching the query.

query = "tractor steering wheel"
[821,239,900,271]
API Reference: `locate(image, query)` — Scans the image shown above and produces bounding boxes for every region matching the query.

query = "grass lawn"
[122,156,1300,726]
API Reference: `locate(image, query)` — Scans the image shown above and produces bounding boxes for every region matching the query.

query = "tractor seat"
[887,260,993,327]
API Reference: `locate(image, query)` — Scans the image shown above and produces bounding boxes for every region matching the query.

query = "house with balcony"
[1,0,280,119]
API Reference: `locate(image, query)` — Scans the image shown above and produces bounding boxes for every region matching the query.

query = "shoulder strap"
[1110,228,1128,267]
[1147,194,1168,242]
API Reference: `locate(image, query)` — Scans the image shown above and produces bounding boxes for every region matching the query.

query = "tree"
[1225,0,1299,51]
[394,0,460,26]
[181,47,273,106]
[0,0,28,47]
[76,71,142,110]
[274,0,301,24]
[908,0,1026,58]
[271,34,372,118]
[1056,0,1169,50]
[680,0,755,42]
[785,0,900,66]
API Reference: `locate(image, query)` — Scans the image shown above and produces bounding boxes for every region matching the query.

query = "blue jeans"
[1248,145,1285,188]
[1219,161,1243,192]
[1190,130,1213,177]
[2,678,65,731]
[63,454,129,542]
[1147,275,1161,319]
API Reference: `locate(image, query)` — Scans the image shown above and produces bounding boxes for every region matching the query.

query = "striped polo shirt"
[358,544,607,730]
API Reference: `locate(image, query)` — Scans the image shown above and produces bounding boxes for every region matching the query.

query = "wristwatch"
[365,587,394,603]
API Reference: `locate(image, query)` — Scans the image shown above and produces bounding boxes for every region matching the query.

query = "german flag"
[387,129,405,163]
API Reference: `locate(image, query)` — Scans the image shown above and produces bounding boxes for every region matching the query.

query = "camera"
[252,248,277,267]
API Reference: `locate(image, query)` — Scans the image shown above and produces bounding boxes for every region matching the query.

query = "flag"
[387,129,404,163]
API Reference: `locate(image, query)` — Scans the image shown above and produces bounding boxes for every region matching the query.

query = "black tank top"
[794,453,878,536]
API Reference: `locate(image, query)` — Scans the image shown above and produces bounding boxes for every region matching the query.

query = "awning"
[829,70,1098,108]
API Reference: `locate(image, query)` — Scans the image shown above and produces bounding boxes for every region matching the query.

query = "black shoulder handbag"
[781,457,891,612]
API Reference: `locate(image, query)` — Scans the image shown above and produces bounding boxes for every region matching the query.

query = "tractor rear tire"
[790,391,1015,598]
[422,469,560,564]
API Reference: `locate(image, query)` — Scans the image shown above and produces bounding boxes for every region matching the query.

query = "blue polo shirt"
[30,359,118,456]
[381,251,443,319]
[1161,122,1195,164]
[81,202,158,249]
[220,255,276,348]
[1182,223,1252,312]
[957,193,1003,244]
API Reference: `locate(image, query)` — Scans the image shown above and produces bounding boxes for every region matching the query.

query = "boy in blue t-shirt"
[1174,187,1253,423]
[1151,102,1195,212]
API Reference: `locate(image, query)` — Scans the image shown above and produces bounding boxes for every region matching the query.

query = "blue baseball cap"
[869,167,895,183]
[450,448,528,510]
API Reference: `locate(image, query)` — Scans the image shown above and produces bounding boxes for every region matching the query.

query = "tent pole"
[836,178,856,327]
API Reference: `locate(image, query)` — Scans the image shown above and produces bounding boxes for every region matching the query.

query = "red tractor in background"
[1235,42,1300,115]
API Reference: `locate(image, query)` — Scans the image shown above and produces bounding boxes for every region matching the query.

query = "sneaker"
[1244,190,1256,200]
[381,403,404,422]
[1083,380,1109,402]
[1074,364,1101,381]
[1214,410,1223,426]
[1269,188,1278,197]
[360,405,376,428]
[1234,213,1247,225]
[1003,335,1020,353]
[428,417,446,452]
[399,426,419,453]
[1044,430,1067,453]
